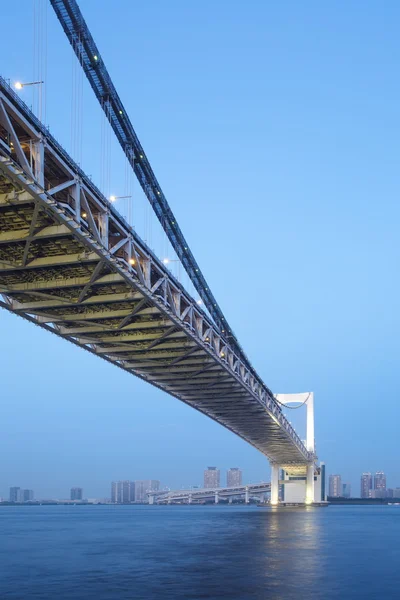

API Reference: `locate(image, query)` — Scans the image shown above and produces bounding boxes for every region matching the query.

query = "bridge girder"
[0,79,312,466]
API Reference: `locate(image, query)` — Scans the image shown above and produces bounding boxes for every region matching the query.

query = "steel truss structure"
[0,78,311,468]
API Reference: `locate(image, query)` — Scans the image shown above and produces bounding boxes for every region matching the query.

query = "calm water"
[0,505,399,599]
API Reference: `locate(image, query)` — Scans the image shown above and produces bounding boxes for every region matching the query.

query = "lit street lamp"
[15,80,43,90]
[109,195,131,202]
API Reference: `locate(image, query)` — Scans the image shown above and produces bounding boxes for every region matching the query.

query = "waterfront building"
[22,489,34,502]
[392,488,400,498]
[204,467,220,489]
[227,468,242,487]
[320,462,326,501]
[134,480,159,503]
[370,489,387,499]
[70,487,83,501]
[342,483,351,498]
[111,481,135,503]
[9,487,21,502]
[328,474,342,497]
[374,471,386,492]
[360,473,373,498]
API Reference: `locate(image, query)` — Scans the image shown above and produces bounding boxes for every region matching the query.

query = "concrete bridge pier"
[270,464,280,506]
[214,491,219,504]
[305,463,315,505]
[245,487,249,504]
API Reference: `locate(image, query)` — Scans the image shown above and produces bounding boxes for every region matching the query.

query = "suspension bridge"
[0,0,324,505]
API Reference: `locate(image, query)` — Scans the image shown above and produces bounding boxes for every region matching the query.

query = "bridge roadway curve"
[148,483,272,504]
[0,79,311,471]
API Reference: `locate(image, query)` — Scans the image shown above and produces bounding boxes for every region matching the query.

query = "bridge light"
[163,258,169,264]
[109,195,131,202]
[196,299,202,305]
[93,55,98,61]
[14,80,43,90]
[129,258,136,265]
[220,352,225,358]
[119,110,123,115]
[82,212,87,218]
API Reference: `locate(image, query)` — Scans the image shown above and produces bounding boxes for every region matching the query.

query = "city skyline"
[325,471,400,499]
[7,467,400,502]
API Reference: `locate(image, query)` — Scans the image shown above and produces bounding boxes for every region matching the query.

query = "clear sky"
[1,0,399,499]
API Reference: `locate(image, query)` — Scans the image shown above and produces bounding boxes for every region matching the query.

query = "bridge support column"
[245,487,249,504]
[215,491,219,504]
[305,463,315,505]
[188,494,192,505]
[271,464,279,506]
[149,494,154,505]
[229,497,232,504]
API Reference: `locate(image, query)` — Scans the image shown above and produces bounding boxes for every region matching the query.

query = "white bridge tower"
[270,392,324,506]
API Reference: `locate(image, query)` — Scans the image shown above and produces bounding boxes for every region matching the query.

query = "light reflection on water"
[0,505,399,600]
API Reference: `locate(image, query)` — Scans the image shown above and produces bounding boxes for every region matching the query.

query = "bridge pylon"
[271,392,324,506]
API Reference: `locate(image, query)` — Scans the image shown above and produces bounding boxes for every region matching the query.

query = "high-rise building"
[70,487,83,501]
[134,480,159,503]
[111,481,135,503]
[370,489,387,499]
[374,471,386,492]
[22,489,34,502]
[328,475,342,497]
[227,468,242,487]
[361,473,373,498]
[204,467,220,489]
[9,487,21,502]
[342,483,351,498]
[320,462,326,501]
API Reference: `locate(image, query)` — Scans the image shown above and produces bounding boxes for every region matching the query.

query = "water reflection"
[248,507,323,599]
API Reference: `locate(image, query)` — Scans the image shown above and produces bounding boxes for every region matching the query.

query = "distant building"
[22,489,34,502]
[342,483,351,498]
[392,488,400,499]
[370,489,387,499]
[374,471,386,492]
[227,468,242,487]
[134,480,159,503]
[111,481,135,503]
[361,473,373,498]
[320,462,326,501]
[329,475,342,497]
[204,467,220,489]
[70,487,83,501]
[9,487,21,502]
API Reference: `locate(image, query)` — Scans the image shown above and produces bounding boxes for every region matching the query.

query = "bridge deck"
[0,79,311,469]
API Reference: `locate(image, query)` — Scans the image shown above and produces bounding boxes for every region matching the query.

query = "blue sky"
[1,0,399,499]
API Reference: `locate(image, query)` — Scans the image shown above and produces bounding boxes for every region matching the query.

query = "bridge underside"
[0,80,311,470]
